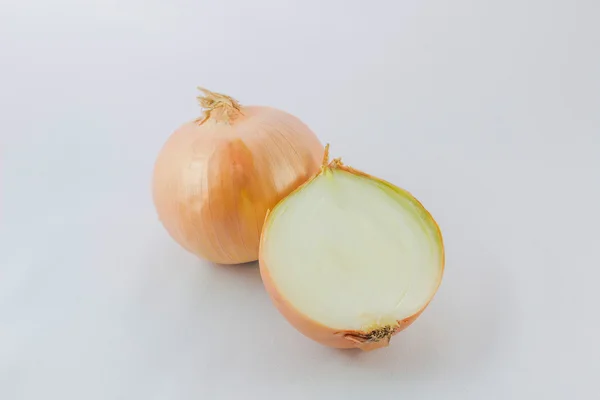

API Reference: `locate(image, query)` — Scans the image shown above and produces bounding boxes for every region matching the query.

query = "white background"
[1,0,599,398]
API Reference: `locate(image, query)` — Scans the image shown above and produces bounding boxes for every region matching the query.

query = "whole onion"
[152,87,324,264]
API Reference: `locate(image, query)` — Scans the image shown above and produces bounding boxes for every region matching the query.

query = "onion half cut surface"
[259,148,444,351]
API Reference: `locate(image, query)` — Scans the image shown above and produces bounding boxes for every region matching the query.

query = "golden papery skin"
[152,106,324,264]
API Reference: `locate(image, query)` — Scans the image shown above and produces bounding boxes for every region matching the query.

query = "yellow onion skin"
[152,90,324,265]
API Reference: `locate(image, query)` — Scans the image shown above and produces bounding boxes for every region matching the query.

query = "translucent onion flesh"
[259,147,444,350]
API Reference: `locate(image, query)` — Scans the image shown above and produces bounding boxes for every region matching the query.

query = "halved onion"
[259,146,445,351]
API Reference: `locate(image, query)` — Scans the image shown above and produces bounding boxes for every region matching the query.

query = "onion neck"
[320,143,343,171]
[196,87,243,125]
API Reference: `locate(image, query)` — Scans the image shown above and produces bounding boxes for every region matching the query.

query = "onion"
[152,87,324,264]
[259,145,445,351]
